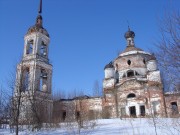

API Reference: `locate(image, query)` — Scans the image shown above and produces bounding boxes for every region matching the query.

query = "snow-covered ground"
[0,118,180,135]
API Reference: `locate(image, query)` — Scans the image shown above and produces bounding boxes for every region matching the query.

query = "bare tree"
[93,80,102,97]
[155,9,180,92]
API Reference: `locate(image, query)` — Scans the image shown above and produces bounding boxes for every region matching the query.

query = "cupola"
[146,54,157,71]
[104,62,115,79]
[124,27,135,46]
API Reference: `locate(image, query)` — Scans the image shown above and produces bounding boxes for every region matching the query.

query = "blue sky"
[0,0,179,96]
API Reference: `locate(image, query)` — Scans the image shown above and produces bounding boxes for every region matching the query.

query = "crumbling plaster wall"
[164,94,180,117]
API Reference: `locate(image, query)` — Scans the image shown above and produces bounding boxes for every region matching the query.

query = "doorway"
[140,105,145,116]
[129,106,136,117]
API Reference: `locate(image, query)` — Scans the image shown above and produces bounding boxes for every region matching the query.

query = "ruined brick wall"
[165,93,180,117]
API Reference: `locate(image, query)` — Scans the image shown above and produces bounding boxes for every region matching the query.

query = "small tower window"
[26,40,33,54]
[127,60,131,65]
[39,69,48,92]
[40,41,47,57]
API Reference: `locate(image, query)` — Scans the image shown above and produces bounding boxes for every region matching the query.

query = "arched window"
[26,40,33,54]
[40,41,47,57]
[127,93,136,98]
[23,68,30,91]
[39,69,48,92]
[127,70,134,77]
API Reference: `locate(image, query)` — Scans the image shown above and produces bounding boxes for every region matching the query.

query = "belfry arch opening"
[26,40,33,54]
[40,41,47,57]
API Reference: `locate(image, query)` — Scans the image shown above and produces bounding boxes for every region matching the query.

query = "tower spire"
[36,0,43,26]
[38,0,42,14]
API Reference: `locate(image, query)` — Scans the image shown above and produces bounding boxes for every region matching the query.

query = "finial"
[36,0,43,26]
[126,20,130,31]
[128,25,130,31]
[38,0,42,14]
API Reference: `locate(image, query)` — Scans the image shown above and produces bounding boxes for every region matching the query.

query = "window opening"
[127,60,131,65]
[26,40,33,54]
[62,111,66,121]
[116,70,119,83]
[129,106,136,117]
[143,58,146,64]
[140,105,145,116]
[127,70,134,77]
[40,41,47,57]
[127,93,136,98]
[23,68,29,91]
[171,102,178,115]
[40,69,48,91]
[76,111,80,120]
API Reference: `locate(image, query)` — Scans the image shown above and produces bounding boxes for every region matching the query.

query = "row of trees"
[0,78,102,135]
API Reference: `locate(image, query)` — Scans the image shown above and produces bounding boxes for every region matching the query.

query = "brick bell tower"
[14,0,53,123]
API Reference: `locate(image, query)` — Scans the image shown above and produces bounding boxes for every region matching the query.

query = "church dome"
[146,54,156,61]
[104,62,114,70]
[26,15,49,37]
[27,25,49,37]
[124,28,135,39]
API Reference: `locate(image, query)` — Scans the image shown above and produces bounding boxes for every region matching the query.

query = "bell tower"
[14,0,53,123]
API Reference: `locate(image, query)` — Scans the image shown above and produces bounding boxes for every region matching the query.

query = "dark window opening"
[143,58,146,64]
[140,105,145,116]
[129,106,136,117]
[127,70,134,77]
[127,93,136,98]
[171,102,178,115]
[116,70,119,83]
[62,111,66,121]
[76,111,80,120]
[127,60,131,65]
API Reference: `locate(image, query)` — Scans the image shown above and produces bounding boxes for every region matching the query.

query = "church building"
[13,0,53,124]
[103,28,166,118]
[13,1,180,124]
